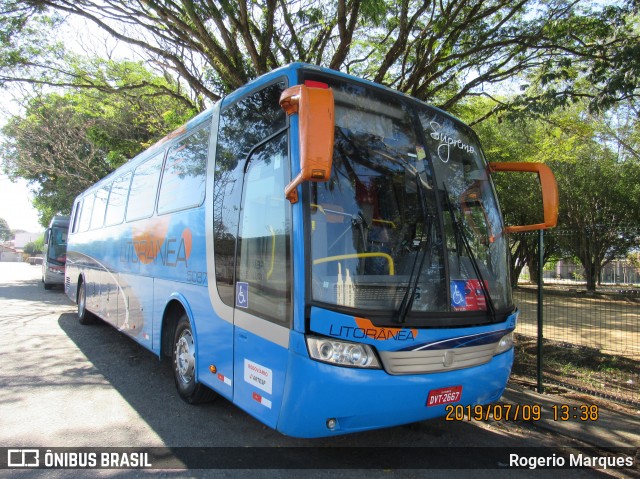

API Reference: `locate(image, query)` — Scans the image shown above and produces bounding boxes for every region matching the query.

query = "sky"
[0,19,139,237]
[0,174,43,233]
[0,93,43,234]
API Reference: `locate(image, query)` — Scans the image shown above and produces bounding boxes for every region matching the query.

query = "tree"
[475,100,640,290]
[33,235,44,253]
[472,104,560,286]
[0,60,196,226]
[514,104,640,290]
[1,0,638,118]
[500,1,640,118]
[0,1,200,109]
[23,240,43,255]
[0,217,11,241]
[551,149,640,290]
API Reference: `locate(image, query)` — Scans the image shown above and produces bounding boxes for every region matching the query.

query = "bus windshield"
[47,225,68,265]
[309,80,511,322]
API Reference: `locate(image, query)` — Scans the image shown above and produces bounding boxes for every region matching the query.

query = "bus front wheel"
[172,314,217,404]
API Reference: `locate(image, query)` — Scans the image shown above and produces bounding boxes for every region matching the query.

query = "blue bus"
[65,63,558,438]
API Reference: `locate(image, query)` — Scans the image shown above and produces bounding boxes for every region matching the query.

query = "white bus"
[43,215,70,290]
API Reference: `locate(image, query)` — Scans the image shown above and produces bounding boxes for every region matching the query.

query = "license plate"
[426,386,462,406]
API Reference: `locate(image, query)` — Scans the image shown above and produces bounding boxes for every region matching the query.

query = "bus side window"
[71,199,82,234]
[78,194,95,233]
[157,124,210,215]
[90,185,110,230]
[126,151,165,222]
[105,172,132,226]
[237,134,291,325]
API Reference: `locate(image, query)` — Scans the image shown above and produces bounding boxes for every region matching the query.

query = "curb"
[502,384,640,450]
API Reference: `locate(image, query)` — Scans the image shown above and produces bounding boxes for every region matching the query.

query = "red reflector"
[305,80,329,89]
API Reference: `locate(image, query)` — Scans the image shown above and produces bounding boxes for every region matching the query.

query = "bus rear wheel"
[77,280,94,325]
[172,314,217,404]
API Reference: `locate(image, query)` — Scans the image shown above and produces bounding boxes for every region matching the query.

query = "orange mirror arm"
[489,162,559,233]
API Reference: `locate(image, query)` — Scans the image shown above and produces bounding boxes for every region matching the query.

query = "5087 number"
[186,271,208,285]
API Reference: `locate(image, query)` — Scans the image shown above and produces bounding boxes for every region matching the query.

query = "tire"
[173,314,217,404]
[77,280,94,325]
[44,282,53,290]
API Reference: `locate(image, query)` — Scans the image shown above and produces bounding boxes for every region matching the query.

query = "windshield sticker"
[450,280,467,308]
[429,121,475,163]
[451,280,487,311]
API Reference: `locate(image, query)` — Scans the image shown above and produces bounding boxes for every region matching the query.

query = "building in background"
[0,244,21,262]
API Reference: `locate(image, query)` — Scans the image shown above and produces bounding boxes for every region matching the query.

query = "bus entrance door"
[230,135,291,429]
[233,310,290,430]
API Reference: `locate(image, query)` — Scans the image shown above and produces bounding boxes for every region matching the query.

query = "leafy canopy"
[0,59,196,226]
[474,99,640,290]
[0,0,637,117]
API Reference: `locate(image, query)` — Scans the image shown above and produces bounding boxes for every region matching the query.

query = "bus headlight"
[306,336,381,369]
[495,332,514,355]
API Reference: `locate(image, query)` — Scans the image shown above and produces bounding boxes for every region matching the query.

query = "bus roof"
[75,63,466,198]
[48,215,70,228]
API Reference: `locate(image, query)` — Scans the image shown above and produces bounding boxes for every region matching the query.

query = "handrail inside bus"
[311,203,396,228]
[313,253,395,275]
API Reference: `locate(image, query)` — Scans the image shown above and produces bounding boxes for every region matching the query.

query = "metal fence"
[510,228,640,407]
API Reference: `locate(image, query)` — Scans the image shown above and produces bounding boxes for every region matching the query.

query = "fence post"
[537,229,544,393]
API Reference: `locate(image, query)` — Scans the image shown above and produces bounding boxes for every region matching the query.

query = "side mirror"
[488,162,559,233]
[44,228,50,245]
[280,83,335,204]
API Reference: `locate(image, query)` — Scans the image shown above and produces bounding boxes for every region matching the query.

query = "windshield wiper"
[393,171,434,324]
[335,127,434,324]
[442,186,496,321]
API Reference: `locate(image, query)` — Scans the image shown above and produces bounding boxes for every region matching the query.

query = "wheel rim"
[175,329,195,384]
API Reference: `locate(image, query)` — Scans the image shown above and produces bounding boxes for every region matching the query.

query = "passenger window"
[105,172,131,226]
[91,185,110,229]
[237,133,291,324]
[71,200,81,234]
[157,124,210,214]
[78,194,95,232]
[214,80,287,306]
[126,151,164,221]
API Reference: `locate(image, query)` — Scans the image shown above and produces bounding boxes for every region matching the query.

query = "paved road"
[0,263,623,478]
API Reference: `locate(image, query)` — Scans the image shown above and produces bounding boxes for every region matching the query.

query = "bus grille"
[378,342,499,375]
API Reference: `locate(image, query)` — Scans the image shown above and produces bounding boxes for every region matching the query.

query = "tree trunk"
[584,260,598,291]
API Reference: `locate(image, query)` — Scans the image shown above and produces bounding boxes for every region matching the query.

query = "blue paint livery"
[65,63,519,438]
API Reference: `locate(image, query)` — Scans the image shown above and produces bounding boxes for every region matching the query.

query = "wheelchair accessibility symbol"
[236,282,249,308]
[450,280,467,308]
